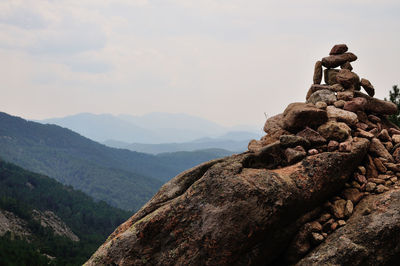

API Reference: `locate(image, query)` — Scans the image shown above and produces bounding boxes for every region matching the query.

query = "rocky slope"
[86,44,400,265]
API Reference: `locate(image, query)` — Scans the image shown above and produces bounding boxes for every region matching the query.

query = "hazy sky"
[0,0,399,127]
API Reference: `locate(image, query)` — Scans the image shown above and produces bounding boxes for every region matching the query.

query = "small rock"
[344,200,353,217]
[341,61,353,71]
[327,140,339,151]
[356,122,369,131]
[368,178,385,185]
[358,166,366,175]
[296,127,327,146]
[366,155,378,179]
[383,142,393,151]
[321,53,358,69]
[378,174,391,180]
[373,158,387,173]
[369,138,393,161]
[248,140,264,153]
[331,222,338,231]
[393,147,400,163]
[385,180,393,186]
[318,121,352,142]
[307,89,337,105]
[318,213,331,224]
[343,97,367,113]
[333,100,346,108]
[339,141,352,152]
[391,176,398,183]
[354,91,398,115]
[378,129,391,142]
[392,135,400,144]
[331,84,345,92]
[313,61,323,85]
[356,128,374,139]
[354,173,367,184]
[285,146,306,164]
[360,78,375,97]
[342,188,364,204]
[310,232,324,245]
[324,69,339,85]
[308,149,318,155]
[322,218,335,233]
[384,163,400,172]
[331,199,346,219]
[336,69,360,89]
[389,128,400,136]
[368,115,381,123]
[315,101,327,109]
[306,84,334,100]
[337,90,354,101]
[365,182,377,192]
[337,220,346,226]
[329,44,348,55]
[376,184,389,193]
[326,106,358,125]
[280,135,310,148]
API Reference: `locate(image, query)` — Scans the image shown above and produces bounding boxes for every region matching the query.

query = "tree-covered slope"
[0,159,131,265]
[0,112,232,210]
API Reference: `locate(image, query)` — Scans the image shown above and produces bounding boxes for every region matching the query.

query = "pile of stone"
[248,44,399,261]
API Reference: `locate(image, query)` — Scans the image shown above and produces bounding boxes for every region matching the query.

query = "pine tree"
[386,85,400,126]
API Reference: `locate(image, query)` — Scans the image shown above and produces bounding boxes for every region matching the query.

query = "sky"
[0,0,399,128]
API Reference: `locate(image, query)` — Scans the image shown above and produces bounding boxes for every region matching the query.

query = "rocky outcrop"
[86,45,400,265]
[0,210,31,238]
[32,210,79,242]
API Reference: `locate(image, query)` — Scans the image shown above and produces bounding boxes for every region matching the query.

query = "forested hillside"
[0,112,231,210]
[0,159,130,265]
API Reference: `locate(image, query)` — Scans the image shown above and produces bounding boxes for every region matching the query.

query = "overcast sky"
[0,0,399,127]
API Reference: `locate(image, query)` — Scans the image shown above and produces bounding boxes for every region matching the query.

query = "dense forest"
[0,112,230,210]
[0,159,131,265]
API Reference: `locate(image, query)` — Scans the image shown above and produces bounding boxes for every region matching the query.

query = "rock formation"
[86,45,400,265]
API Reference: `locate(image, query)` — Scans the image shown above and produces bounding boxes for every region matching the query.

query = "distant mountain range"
[0,112,233,211]
[104,134,253,154]
[38,112,262,144]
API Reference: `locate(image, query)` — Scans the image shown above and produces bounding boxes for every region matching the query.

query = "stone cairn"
[248,44,400,260]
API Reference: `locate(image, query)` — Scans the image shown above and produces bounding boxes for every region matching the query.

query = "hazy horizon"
[1,0,399,127]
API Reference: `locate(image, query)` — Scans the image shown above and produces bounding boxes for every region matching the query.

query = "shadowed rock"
[85,139,369,266]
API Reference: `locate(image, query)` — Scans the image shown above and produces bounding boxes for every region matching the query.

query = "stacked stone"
[248,44,400,262]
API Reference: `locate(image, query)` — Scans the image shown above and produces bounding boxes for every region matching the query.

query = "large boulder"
[85,139,369,266]
[297,189,400,266]
[307,89,337,105]
[354,91,398,115]
[282,103,328,132]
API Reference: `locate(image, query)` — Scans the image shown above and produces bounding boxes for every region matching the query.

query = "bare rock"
[373,157,387,173]
[321,52,358,69]
[328,140,339,151]
[360,78,375,97]
[280,135,310,148]
[344,200,354,217]
[341,61,353,71]
[85,139,369,266]
[296,127,327,146]
[248,139,264,153]
[282,103,328,132]
[333,100,346,108]
[331,199,346,219]
[326,106,358,125]
[343,97,367,113]
[298,189,400,266]
[307,89,337,105]
[366,155,378,179]
[365,182,377,192]
[329,44,348,55]
[378,129,391,142]
[342,188,364,204]
[354,91,398,115]
[392,134,400,144]
[336,69,360,89]
[318,121,352,142]
[369,138,393,161]
[306,84,334,100]
[368,114,381,123]
[356,128,374,139]
[337,90,354,101]
[313,61,323,84]
[376,185,389,193]
[324,69,339,85]
[285,146,307,164]
[315,101,327,109]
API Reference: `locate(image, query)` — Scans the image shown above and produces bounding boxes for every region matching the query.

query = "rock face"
[86,44,400,266]
[86,139,369,266]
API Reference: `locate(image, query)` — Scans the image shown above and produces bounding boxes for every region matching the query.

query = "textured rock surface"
[282,103,328,132]
[85,140,369,266]
[297,189,400,266]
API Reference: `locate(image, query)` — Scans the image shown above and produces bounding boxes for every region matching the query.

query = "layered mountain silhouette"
[0,112,232,210]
